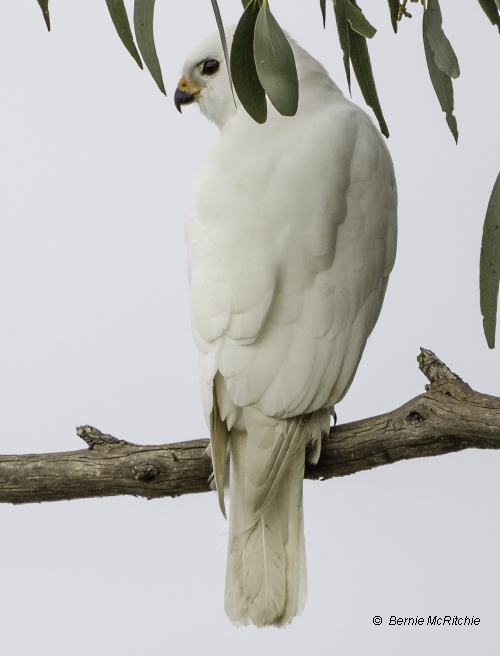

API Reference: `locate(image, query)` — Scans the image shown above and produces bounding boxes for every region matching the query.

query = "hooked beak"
[174,76,200,113]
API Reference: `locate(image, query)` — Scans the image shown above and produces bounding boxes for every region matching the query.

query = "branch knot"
[133,463,160,482]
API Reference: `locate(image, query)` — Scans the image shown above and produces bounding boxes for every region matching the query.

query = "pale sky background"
[1,1,500,654]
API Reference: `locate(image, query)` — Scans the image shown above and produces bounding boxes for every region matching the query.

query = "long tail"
[224,407,312,627]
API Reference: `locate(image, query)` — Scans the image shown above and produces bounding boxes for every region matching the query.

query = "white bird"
[175,26,397,627]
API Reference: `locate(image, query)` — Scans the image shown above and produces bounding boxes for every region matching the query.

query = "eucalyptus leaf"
[480,171,500,348]
[134,0,165,94]
[345,1,376,39]
[320,0,327,28]
[210,0,236,104]
[231,0,267,124]
[424,0,460,79]
[387,0,399,33]
[422,4,458,142]
[36,0,50,31]
[349,25,389,137]
[105,0,143,69]
[254,4,299,117]
[333,0,351,93]
[477,0,500,32]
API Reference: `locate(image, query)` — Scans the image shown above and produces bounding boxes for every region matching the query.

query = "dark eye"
[202,59,220,76]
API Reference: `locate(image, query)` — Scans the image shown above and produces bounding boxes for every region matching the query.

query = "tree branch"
[1,348,499,505]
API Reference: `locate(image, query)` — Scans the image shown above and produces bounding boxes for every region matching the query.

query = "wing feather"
[188,99,396,422]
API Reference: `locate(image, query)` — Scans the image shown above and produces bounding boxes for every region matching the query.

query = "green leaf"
[320,0,327,28]
[231,0,267,123]
[480,171,500,348]
[210,0,236,104]
[477,0,500,32]
[105,0,143,69]
[134,0,165,94]
[424,0,459,79]
[333,1,387,135]
[36,0,50,31]
[422,1,458,142]
[349,25,389,137]
[387,0,399,33]
[333,0,351,93]
[254,3,299,117]
[345,1,376,39]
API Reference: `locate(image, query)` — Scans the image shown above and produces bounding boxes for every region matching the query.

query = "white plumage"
[176,26,397,627]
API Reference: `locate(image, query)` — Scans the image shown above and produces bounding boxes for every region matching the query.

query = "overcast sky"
[1,1,500,654]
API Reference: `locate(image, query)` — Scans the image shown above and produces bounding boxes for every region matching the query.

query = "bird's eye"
[201,59,220,76]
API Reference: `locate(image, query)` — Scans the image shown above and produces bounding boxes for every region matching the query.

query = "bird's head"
[175,28,236,129]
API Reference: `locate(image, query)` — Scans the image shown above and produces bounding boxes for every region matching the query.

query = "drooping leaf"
[480,171,500,348]
[333,0,351,93]
[254,3,299,116]
[36,0,50,31]
[231,0,267,123]
[387,0,399,33]
[422,1,458,142]
[349,25,389,137]
[105,0,143,69]
[345,1,376,39]
[477,0,500,32]
[134,0,165,94]
[210,0,236,104]
[424,0,459,78]
[320,0,327,28]
[332,1,387,136]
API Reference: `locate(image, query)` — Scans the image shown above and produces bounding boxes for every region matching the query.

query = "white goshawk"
[175,27,397,627]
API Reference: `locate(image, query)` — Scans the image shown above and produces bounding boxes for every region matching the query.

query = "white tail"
[224,408,310,627]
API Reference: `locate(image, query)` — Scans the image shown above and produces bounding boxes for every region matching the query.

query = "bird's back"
[187,83,396,424]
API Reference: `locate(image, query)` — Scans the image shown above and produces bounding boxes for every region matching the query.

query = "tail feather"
[224,411,309,627]
[210,384,230,518]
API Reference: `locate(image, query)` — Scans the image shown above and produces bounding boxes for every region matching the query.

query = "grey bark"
[1,348,499,505]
